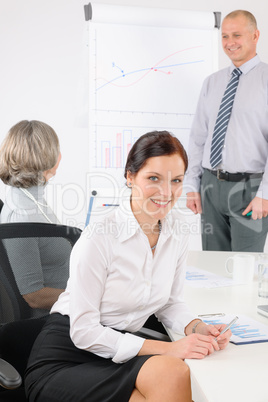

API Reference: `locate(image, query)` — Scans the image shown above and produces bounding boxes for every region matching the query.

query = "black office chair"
[0,222,82,324]
[0,316,47,401]
[140,314,169,340]
[0,221,81,401]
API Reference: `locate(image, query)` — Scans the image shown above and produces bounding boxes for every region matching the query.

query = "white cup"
[225,254,255,283]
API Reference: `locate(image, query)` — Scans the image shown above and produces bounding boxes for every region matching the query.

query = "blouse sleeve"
[68,231,145,364]
[155,230,197,334]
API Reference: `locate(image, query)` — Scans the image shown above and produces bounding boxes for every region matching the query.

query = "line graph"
[96,46,204,90]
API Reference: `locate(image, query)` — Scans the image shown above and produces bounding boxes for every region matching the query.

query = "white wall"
[0,0,267,249]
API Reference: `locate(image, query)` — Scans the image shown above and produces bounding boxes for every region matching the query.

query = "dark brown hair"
[124,130,188,178]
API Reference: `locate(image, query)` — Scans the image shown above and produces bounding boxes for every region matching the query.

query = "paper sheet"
[186,266,243,288]
[202,313,268,345]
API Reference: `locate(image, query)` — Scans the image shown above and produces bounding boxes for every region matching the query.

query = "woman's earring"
[128,182,132,187]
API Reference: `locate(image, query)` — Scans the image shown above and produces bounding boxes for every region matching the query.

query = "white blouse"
[51,196,197,363]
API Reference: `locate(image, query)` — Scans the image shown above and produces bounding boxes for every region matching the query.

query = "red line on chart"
[96,46,203,90]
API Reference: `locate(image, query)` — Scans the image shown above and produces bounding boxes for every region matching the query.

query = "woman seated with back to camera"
[25,130,231,402]
[0,120,70,317]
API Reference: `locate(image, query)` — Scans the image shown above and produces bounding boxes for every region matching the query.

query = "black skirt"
[25,313,152,402]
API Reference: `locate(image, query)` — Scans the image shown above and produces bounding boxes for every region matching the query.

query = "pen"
[198,313,225,318]
[215,316,239,340]
[102,204,119,207]
[246,211,252,216]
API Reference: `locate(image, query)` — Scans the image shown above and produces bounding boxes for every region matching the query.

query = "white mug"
[225,254,255,283]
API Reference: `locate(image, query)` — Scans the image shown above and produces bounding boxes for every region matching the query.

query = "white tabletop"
[167,251,268,402]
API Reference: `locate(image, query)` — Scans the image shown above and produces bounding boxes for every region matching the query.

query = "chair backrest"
[0,222,81,324]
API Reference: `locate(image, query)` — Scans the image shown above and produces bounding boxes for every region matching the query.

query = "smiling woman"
[25,130,232,402]
[125,131,188,249]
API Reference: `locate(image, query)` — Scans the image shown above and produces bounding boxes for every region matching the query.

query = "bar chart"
[203,314,268,344]
[100,129,137,169]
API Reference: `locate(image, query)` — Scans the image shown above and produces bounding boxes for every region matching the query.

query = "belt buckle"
[217,170,227,181]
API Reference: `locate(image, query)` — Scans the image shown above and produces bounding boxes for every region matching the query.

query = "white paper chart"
[87,4,219,193]
[202,314,268,345]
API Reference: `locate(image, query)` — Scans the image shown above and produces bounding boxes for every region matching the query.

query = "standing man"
[185,10,268,251]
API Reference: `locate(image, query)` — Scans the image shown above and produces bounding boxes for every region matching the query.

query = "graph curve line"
[96,46,204,91]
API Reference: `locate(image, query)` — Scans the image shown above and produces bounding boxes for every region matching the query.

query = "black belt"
[206,169,263,182]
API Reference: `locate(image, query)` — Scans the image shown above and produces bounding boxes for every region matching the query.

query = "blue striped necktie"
[210,68,242,169]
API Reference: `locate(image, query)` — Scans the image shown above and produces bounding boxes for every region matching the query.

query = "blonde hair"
[0,120,60,188]
[224,10,257,30]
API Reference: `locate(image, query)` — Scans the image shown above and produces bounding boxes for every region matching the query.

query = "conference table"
[166,250,268,402]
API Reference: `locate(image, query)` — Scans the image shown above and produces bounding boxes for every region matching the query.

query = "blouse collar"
[115,192,175,244]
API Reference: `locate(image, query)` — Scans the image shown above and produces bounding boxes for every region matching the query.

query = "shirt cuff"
[256,180,268,200]
[112,333,145,364]
[184,177,201,194]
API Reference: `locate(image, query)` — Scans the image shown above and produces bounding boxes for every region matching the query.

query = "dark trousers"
[201,169,268,251]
